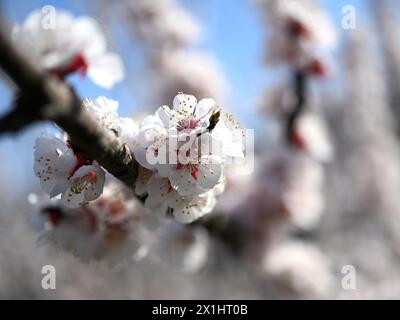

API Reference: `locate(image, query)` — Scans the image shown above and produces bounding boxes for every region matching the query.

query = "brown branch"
[0,22,139,188]
[286,70,307,143]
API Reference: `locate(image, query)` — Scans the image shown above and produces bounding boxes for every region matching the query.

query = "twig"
[286,70,307,143]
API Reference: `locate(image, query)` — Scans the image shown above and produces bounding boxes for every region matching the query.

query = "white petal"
[135,167,152,196]
[87,52,124,89]
[197,158,223,190]
[173,93,197,113]
[155,106,178,128]
[194,98,216,120]
[169,167,198,196]
[118,117,138,151]
[61,164,105,208]
[173,192,216,224]
[34,135,76,197]
[72,16,106,57]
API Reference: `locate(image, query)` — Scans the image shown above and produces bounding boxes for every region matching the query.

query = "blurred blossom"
[127,0,201,50]
[155,51,227,105]
[261,241,334,298]
[258,147,325,230]
[151,220,210,274]
[257,0,337,76]
[126,0,227,107]
[28,182,148,265]
[13,9,124,88]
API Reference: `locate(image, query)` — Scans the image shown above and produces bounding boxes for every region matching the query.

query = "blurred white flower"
[28,184,146,264]
[127,0,201,49]
[282,153,325,229]
[259,0,337,76]
[156,51,227,105]
[291,112,334,162]
[152,221,210,273]
[262,241,333,298]
[13,9,124,88]
[257,147,326,230]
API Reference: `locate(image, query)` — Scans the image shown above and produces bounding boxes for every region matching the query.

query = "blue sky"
[0,0,371,190]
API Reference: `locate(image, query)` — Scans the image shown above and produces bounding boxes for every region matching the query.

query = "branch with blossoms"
[0,9,247,265]
[0,21,139,191]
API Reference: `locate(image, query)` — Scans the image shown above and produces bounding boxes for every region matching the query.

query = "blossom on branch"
[34,134,106,207]
[134,92,243,223]
[259,0,337,76]
[12,9,124,88]
[34,96,138,208]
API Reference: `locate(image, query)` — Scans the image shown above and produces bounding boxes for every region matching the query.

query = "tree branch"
[0,20,240,251]
[0,22,139,188]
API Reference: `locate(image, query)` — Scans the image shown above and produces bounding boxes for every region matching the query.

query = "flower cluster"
[34,97,138,208]
[134,92,244,223]
[259,0,337,76]
[13,9,124,88]
[33,91,242,224]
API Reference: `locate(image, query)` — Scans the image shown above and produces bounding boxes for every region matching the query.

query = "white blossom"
[259,0,337,76]
[28,184,147,264]
[82,96,139,151]
[291,112,334,162]
[134,93,243,199]
[61,163,106,208]
[262,241,333,298]
[13,9,124,88]
[142,174,222,224]
[34,134,106,208]
[152,221,210,273]
[34,134,77,198]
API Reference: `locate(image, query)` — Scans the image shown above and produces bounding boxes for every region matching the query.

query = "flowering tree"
[1,0,400,300]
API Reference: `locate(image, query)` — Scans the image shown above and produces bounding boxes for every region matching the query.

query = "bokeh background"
[1,0,400,299]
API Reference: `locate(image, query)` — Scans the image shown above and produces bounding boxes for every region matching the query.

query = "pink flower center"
[176,163,199,180]
[177,116,200,131]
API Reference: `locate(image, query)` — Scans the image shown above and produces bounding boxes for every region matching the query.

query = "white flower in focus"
[34,134,106,208]
[135,93,242,197]
[144,175,219,224]
[61,162,106,208]
[34,134,77,197]
[13,9,124,88]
